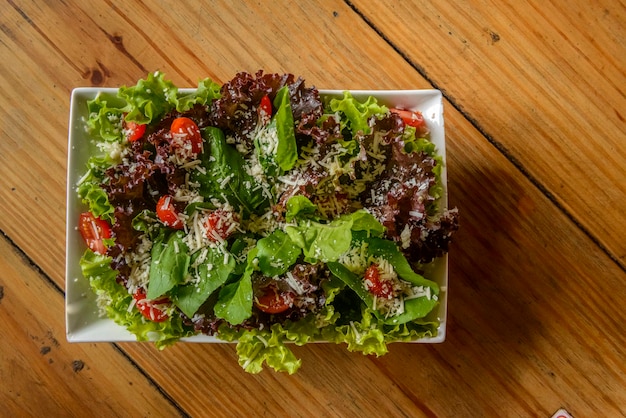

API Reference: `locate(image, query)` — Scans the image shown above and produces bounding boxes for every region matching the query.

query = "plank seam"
[343,0,626,274]
[0,228,63,295]
[0,228,190,417]
[111,344,192,418]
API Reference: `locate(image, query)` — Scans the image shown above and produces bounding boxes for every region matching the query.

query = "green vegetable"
[348,211,386,238]
[193,127,270,216]
[366,237,439,289]
[328,91,388,135]
[285,210,383,262]
[173,247,236,318]
[77,177,115,223]
[217,324,302,374]
[285,195,318,222]
[118,71,178,124]
[327,237,439,325]
[214,248,257,325]
[86,93,126,142]
[147,231,191,300]
[172,77,222,112]
[255,230,301,277]
[79,249,193,348]
[285,216,353,263]
[272,86,298,171]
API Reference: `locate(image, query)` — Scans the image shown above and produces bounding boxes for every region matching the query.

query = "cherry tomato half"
[78,212,111,255]
[156,195,184,229]
[364,264,395,299]
[255,284,295,314]
[205,210,238,242]
[258,95,272,125]
[133,289,169,322]
[170,117,202,154]
[390,108,428,134]
[124,120,146,142]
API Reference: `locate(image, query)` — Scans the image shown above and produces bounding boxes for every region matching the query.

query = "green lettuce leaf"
[284,210,383,263]
[118,71,178,124]
[86,93,126,142]
[217,323,302,374]
[322,307,389,356]
[172,77,222,112]
[285,195,318,222]
[77,177,115,223]
[328,91,388,136]
[349,210,386,237]
[255,230,301,277]
[79,249,193,348]
[285,216,353,263]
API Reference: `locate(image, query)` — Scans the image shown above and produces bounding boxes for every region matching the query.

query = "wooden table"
[1,1,624,416]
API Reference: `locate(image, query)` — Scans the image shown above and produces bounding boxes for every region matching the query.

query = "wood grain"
[0,0,625,416]
[0,234,184,417]
[350,0,626,266]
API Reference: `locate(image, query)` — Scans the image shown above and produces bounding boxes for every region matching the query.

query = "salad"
[76,70,459,374]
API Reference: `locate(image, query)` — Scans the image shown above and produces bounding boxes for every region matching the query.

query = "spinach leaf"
[327,261,374,307]
[328,259,438,325]
[366,237,439,289]
[147,231,190,299]
[173,247,236,318]
[192,127,270,216]
[272,86,298,171]
[214,248,257,325]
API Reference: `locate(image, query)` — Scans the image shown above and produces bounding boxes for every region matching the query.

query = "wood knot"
[84,61,111,86]
[90,69,104,85]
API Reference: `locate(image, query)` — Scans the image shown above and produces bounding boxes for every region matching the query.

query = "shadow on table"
[368,159,553,413]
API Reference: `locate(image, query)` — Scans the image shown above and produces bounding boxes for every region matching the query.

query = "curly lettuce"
[79,249,194,348]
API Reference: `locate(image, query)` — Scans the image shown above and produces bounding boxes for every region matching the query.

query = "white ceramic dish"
[66,87,448,344]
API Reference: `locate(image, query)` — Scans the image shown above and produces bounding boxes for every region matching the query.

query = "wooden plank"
[0,0,624,416]
[0,235,184,417]
[111,100,626,417]
[349,0,626,265]
[0,0,432,288]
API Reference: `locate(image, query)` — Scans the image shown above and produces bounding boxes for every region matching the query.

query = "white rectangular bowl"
[66,88,448,344]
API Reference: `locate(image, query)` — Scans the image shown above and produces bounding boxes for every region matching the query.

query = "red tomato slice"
[156,195,184,229]
[133,289,169,322]
[124,120,146,142]
[205,210,238,242]
[78,212,111,255]
[258,95,272,125]
[170,117,202,154]
[364,264,395,299]
[255,284,295,314]
[390,108,428,133]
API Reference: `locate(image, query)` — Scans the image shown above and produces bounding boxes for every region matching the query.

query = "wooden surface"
[1,0,625,416]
